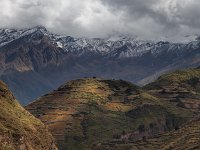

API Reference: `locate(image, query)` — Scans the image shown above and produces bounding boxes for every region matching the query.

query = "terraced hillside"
[94,116,200,150]
[94,68,200,150]
[26,78,193,150]
[144,68,200,113]
[0,81,57,150]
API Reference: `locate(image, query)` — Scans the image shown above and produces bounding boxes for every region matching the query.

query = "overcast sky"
[0,0,200,41]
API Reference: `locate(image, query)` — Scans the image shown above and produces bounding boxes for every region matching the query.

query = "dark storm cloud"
[103,0,200,28]
[100,0,181,37]
[0,0,200,41]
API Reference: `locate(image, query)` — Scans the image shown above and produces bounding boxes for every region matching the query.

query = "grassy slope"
[0,81,57,150]
[145,68,200,90]
[26,78,193,150]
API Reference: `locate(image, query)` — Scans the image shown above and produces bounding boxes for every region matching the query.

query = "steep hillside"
[1,26,200,104]
[0,81,57,150]
[94,116,200,150]
[26,78,193,150]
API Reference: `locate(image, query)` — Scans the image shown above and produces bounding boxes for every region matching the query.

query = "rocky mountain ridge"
[1,26,200,58]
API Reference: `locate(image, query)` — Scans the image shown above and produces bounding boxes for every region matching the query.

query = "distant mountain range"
[1,26,200,104]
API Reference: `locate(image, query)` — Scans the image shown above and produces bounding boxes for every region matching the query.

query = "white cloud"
[0,0,200,41]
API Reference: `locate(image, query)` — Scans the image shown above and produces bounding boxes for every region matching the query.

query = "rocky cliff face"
[0,80,57,150]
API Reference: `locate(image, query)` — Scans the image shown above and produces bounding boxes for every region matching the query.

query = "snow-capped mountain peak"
[0,26,200,58]
[0,26,49,48]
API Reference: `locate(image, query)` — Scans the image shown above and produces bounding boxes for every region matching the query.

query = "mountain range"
[1,26,200,104]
